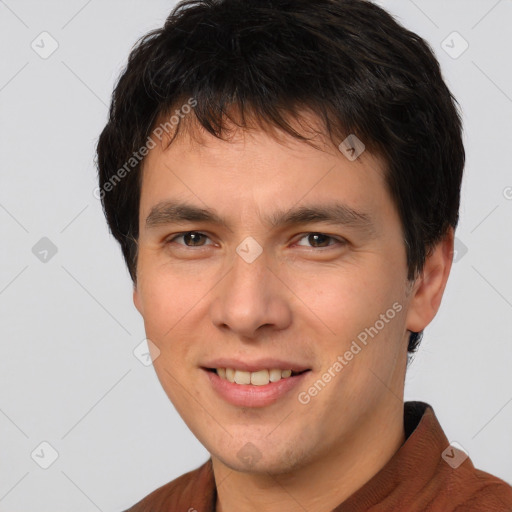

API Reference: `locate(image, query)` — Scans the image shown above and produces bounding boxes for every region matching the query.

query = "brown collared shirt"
[124,402,512,511]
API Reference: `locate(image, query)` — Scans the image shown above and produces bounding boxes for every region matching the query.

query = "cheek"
[294,265,406,377]
[290,263,392,332]
[138,268,204,335]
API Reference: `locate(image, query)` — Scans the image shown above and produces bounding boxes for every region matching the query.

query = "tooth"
[234,370,251,385]
[269,369,282,382]
[219,367,295,384]
[251,369,270,386]
[226,368,235,383]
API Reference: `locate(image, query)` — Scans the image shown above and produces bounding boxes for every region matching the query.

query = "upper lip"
[202,358,310,373]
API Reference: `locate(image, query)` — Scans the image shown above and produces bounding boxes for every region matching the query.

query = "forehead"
[147,106,381,165]
[143,109,385,176]
[138,111,393,233]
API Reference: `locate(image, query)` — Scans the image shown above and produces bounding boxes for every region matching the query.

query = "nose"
[210,249,292,339]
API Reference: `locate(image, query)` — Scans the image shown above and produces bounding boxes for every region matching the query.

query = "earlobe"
[405,227,454,333]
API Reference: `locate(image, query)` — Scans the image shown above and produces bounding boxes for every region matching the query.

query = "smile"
[213,368,306,385]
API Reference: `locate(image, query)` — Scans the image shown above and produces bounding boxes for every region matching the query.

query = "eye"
[166,231,213,247]
[295,233,345,249]
[165,231,345,250]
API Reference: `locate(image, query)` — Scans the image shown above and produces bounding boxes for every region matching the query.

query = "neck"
[212,400,406,512]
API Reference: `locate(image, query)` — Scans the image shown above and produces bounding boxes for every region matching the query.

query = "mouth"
[202,366,312,408]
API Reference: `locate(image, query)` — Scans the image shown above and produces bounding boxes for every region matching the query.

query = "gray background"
[0,0,511,510]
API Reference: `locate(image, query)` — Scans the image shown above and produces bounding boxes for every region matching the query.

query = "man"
[96,0,512,510]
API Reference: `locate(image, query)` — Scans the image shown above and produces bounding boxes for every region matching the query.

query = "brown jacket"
[124,402,512,511]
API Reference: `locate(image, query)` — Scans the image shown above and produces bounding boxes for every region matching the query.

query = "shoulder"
[448,465,512,511]
[421,404,512,510]
[122,459,215,512]
[383,402,512,511]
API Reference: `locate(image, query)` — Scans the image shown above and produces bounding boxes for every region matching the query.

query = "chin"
[211,439,312,476]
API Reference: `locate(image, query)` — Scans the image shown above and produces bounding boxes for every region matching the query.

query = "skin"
[133,112,454,511]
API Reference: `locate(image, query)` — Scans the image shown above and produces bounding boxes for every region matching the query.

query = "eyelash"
[165,231,346,250]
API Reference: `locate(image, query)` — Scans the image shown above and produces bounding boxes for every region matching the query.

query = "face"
[133,115,427,475]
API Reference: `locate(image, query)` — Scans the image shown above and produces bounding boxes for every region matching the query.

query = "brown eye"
[296,233,343,248]
[168,231,211,247]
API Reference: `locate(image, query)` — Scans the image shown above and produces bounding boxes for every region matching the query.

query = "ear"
[405,227,454,333]
[133,285,143,315]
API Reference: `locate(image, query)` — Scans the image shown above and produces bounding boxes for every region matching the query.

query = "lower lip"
[203,369,310,408]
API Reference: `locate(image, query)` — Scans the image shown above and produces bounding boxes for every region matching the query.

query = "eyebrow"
[145,199,377,236]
